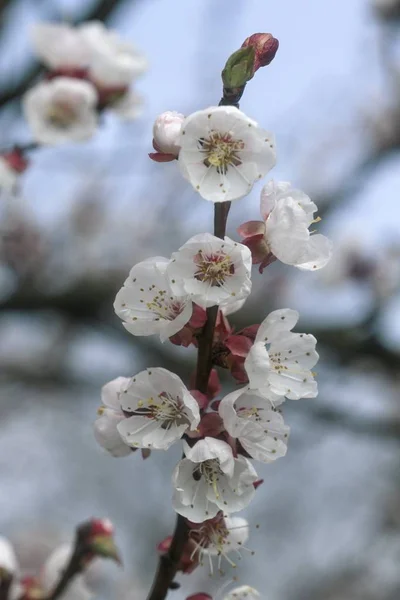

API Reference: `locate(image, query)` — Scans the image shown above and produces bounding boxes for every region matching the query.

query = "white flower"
[94,377,132,458]
[189,514,250,573]
[244,308,319,400]
[178,106,276,202]
[23,77,98,145]
[224,586,260,600]
[172,437,257,522]
[81,21,147,86]
[0,536,18,576]
[117,368,200,450]
[166,233,252,309]
[261,180,332,271]
[114,257,193,342]
[31,23,91,70]
[153,111,185,156]
[219,387,289,463]
[41,544,93,600]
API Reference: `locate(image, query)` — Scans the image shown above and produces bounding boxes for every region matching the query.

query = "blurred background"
[1,0,400,598]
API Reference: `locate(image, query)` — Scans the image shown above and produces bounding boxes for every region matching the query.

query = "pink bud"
[241,33,279,72]
[186,594,212,600]
[152,111,185,156]
[89,518,114,537]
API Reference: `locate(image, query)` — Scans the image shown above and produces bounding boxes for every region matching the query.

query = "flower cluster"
[93,52,332,594]
[23,21,147,145]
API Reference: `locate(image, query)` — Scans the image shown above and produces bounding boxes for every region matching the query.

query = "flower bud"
[241,33,279,72]
[186,595,212,600]
[77,518,121,564]
[152,111,185,156]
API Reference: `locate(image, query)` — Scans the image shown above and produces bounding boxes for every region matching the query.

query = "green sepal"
[222,46,256,89]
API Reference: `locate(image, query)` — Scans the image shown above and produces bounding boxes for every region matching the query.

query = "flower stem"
[145,201,231,600]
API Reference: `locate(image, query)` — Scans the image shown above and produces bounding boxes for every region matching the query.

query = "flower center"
[269,351,289,373]
[194,250,234,287]
[133,392,187,426]
[47,101,78,128]
[200,132,244,174]
[145,290,185,321]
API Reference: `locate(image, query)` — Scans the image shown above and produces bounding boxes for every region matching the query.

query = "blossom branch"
[146,201,231,600]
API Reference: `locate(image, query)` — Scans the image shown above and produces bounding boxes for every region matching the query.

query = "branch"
[145,202,231,600]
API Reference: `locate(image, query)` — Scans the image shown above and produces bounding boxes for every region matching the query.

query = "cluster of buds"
[22,21,147,146]
[0,518,120,600]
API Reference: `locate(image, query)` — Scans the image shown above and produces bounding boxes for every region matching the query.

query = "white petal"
[172,459,220,522]
[295,233,333,271]
[224,586,260,600]
[0,537,18,575]
[244,342,271,390]
[101,376,130,410]
[255,308,299,343]
[184,438,235,477]
[41,544,93,600]
[266,197,311,265]
[111,91,143,120]
[94,413,131,457]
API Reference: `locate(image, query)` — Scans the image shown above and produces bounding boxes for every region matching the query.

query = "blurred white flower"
[244,308,319,400]
[31,23,91,70]
[238,180,332,272]
[166,233,252,309]
[114,257,193,342]
[81,21,147,87]
[178,106,276,202]
[153,111,185,156]
[117,368,200,450]
[94,377,132,458]
[23,77,98,145]
[219,386,289,462]
[172,437,257,522]
[111,90,143,120]
[41,543,93,600]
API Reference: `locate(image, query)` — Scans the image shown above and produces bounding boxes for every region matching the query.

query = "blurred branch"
[0,0,132,108]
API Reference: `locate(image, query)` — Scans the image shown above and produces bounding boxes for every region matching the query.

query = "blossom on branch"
[188,513,250,573]
[178,106,276,202]
[23,77,98,145]
[219,387,289,462]
[94,377,132,458]
[238,180,332,272]
[172,437,257,522]
[114,257,194,342]
[117,368,200,450]
[244,308,319,400]
[166,233,252,309]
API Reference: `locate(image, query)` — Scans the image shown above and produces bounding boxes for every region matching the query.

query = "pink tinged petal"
[197,413,225,437]
[225,334,253,358]
[189,390,209,410]
[189,304,208,328]
[295,233,333,271]
[255,308,299,344]
[243,234,271,265]
[149,152,176,162]
[238,324,260,340]
[237,220,266,239]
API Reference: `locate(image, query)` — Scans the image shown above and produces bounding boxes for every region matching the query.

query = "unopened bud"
[186,595,212,600]
[152,111,185,157]
[242,33,279,72]
[3,149,29,174]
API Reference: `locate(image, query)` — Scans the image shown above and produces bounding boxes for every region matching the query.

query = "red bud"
[242,33,279,72]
